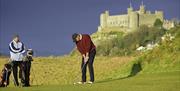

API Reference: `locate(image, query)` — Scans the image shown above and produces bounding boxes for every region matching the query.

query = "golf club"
[73,61,87,85]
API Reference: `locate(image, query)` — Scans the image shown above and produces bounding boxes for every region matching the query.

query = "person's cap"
[13,34,19,39]
[72,33,79,42]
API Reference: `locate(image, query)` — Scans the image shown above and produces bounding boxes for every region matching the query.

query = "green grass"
[0,71,179,91]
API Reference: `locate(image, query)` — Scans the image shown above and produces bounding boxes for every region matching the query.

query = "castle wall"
[139,14,157,26]
[129,12,138,29]
[98,4,164,32]
[139,13,163,27]
[100,14,107,27]
[155,11,163,21]
[106,14,129,27]
[100,11,109,28]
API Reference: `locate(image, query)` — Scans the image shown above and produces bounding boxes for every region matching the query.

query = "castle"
[98,2,164,32]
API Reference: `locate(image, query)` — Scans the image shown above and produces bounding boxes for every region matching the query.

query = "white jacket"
[9,40,25,61]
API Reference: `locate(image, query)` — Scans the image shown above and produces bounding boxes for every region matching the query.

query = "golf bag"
[0,63,12,87]
[21,49,33,87]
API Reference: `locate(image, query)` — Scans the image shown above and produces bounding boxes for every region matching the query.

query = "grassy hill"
[135,26,180,74]
[0,26,180,91]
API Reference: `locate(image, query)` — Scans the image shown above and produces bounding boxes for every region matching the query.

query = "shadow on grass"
[96,62,142,83]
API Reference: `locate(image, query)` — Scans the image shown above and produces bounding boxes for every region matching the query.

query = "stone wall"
[107,14,129,27]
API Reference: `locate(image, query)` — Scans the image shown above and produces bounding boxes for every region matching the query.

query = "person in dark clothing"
[72,33,96,84]
[21,49,33,87]
[0,63,12,87]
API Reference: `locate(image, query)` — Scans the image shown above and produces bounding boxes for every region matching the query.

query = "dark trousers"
[81,49,96,82]
[21,61,31,86]
[11,61,23,86]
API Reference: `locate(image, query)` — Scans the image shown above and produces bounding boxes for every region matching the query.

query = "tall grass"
[0,56,134,86]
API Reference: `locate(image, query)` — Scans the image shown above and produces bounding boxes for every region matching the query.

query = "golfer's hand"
[84,57,89,63]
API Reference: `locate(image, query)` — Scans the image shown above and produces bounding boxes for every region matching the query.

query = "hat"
[72,33,79,42]
[13,34,19,39]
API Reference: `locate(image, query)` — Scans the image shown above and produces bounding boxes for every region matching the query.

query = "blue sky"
[0,0,180,56]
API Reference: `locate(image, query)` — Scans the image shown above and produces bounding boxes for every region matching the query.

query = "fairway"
[1,71,179,91]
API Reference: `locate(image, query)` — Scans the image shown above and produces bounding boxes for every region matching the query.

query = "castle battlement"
[98,2,164,32]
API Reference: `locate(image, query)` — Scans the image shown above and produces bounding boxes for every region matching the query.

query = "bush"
[154,18,163,28]
[134,26,180,73]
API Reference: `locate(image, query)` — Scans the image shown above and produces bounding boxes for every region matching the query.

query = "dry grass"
[0,56,134,86]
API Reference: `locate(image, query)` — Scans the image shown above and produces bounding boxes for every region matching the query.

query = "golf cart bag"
[21,49,33,87]
[0,63,12,87]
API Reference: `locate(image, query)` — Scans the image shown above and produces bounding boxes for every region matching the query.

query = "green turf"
[1,71,179,91]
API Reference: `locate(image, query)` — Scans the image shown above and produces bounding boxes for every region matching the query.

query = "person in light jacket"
[9,35,25,86]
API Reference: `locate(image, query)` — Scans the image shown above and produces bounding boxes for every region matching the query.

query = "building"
[98,2,164,32]
[163,20,175,30]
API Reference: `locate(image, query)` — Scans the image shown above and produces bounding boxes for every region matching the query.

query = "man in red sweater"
[72,33,96,84]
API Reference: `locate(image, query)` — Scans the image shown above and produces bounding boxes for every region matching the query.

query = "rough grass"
[0,56,134,86]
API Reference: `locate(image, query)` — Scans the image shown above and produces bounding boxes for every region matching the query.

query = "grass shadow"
[96,62,142,84]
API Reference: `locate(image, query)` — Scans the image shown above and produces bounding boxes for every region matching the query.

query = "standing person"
[9,35,25,86]
[72,33,96,84]
[22,49,33,87]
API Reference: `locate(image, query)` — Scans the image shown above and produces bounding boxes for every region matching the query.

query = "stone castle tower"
[98,2,164,32]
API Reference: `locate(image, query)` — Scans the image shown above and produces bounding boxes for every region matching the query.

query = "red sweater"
[76,34,96,55]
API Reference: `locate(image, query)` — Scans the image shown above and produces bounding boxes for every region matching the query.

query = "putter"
[73,60,87,85]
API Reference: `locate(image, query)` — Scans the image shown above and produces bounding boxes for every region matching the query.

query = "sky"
[0,0,180,56]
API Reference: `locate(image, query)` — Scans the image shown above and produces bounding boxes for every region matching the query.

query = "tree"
[154,18,163,28]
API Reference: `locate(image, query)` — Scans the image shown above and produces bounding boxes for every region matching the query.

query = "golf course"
[0,55,179,91]
[1,0,180,91]
[1,25,180,91]
[0,54,179,91]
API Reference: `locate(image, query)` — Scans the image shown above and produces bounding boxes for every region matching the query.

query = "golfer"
[9,35,25,86]
[72,33,96,84]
